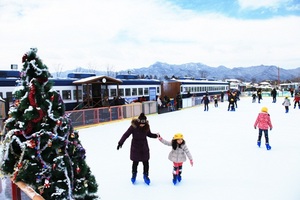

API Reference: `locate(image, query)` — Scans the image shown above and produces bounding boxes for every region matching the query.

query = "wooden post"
[11,179,45,200]
[11,181,21,200]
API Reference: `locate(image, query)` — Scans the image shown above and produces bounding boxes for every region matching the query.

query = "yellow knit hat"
[261,107,268,113]
[173,133,183,140]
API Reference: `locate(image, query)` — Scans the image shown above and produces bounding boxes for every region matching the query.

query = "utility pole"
[277,67,280,87]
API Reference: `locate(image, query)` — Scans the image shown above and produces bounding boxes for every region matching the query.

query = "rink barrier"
[66,92,295,127]
[66,96,220,127]
[67,101,157,127]
[241,91,292,97]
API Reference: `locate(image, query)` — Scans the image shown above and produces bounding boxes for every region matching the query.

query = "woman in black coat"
[117,113,159,185]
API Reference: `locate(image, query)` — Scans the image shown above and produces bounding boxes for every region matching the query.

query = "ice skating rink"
[2,96,300,200]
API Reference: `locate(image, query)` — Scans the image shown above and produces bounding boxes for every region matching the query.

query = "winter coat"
[271,89,277,97]
[201,96,210,104]
[228,94,235,104]
[254,112,273,130]
[159,137,193,163]
[294,96,300,102]
[282,98,291,106]
[118,119,158,161]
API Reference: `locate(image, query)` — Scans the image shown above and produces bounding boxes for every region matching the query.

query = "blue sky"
[168,0,300,19]
[0,0,299,72]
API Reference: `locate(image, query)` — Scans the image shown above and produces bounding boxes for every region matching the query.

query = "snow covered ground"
[1,96,300,200]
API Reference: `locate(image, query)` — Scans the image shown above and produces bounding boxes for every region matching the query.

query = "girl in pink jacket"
[254,107,273,150]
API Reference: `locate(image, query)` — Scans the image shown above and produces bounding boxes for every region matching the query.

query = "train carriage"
[0,70,230,115]
[162,78,229,99]
[110,74,162,103]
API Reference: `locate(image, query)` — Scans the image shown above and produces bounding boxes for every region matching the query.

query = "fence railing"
[66,101,158,127]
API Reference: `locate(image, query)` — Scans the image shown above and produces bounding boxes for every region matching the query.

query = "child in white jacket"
[158,133,193,185]
[282,96,291,113]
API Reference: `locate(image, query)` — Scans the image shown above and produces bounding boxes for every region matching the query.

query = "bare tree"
[105,64,115,77]
[87,62,98,74]
[53,63,64,78]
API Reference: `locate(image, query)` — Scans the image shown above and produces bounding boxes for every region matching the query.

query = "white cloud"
[0,0,299,72]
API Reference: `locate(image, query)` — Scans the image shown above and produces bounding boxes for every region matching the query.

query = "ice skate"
[266,143,271,150]
[143,174,150,185]
[172,174,178,185]
[257,141,261,147]
[131,172,137,184]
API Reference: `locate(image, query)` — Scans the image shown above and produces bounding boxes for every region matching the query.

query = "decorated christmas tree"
[0,48,98,199]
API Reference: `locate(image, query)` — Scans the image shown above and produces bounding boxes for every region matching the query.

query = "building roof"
[73,75,122,84]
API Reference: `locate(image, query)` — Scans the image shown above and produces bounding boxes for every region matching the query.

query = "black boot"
[178,166,182,182]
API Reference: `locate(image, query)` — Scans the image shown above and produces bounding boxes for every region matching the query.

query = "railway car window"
[119,88,124,96]
[0,92,2,98]
[125,88,131,96]
[157,87,160,94]
[144,88,149,95]
[138,88,143,95]
[73,90,82,100]
[183,87,187,92]
[6,92,13,102]
[132,88,137,96]
[78,90,82,99]
[62,90,71,100]
[110,89,117,97]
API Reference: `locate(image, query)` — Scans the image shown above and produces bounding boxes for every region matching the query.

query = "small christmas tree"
[0,48,98,199]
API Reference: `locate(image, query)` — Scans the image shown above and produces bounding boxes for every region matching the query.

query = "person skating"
[158,133,193,185]
[252,93,257,103]
[257,88,262,103]
[293,93,300,109]
[213,95,218,107]
[282,96,291,113]
[117,113,159,185]
[201,95,210,111]
[220,91,224,102]
[227,92,235,111]
[271,88,277,103]
[254,107,273,150]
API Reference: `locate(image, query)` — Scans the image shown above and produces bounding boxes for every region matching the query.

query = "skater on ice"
[252,93,257,103]
[293,93,300,109]
[117,113,159,185]
[271,88,277,103]
[254,107,273,150]
[158,133,193,185]
[227,92,236,111]
[201,95,210,111]
[213,95,219,107]
[257,88,263,103]
[220,91,224,102]
[282,96,291,113]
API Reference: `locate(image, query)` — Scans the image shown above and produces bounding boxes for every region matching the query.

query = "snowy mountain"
[55,62,300,82]
[120,62,300,82]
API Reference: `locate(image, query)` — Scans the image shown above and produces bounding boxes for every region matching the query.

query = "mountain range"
[55,62,300,83]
